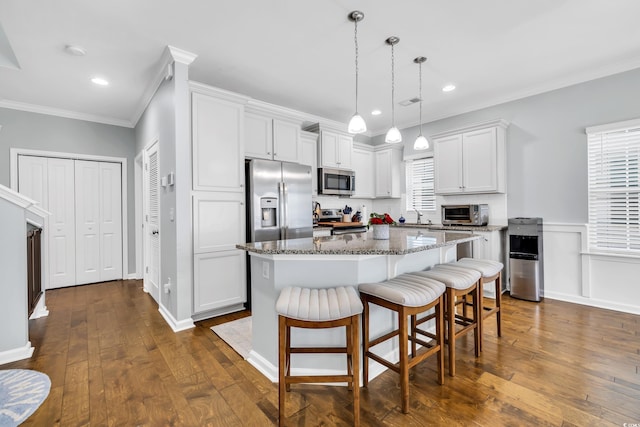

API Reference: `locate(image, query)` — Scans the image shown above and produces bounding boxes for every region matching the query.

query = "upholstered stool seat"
[438,258,504,351]
[410,266,482,376]
[276,286,363,426]
[359,273,446,413]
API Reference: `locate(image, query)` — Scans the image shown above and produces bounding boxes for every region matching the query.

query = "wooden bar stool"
[439,258,504,351]
[359,273,446,414]
[410,267,481,377]
[276,286,363,427]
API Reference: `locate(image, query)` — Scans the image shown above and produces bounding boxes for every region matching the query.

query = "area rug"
[0,369,50,427]
[211,316,252,360]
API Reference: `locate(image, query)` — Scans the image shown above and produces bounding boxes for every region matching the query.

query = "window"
[587,120,640,254]
[406,157,435,211]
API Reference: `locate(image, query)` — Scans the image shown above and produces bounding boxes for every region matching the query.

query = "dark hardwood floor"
[3,279,639,426]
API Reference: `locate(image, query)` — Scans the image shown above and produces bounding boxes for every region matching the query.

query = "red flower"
[368,212,396,226]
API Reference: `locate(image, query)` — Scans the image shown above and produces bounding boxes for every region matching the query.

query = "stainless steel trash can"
[508,218,543,302]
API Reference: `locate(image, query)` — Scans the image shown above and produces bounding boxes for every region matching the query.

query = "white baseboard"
[127,273,138,280]
[191,303,246,322]
[247,350,277,382]
[29,297,49,319]
[158,304,195,332]
[544,292,640,316]
[0,342,34,365]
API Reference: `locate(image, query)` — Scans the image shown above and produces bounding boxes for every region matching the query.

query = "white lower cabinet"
[193,250,246,313]
[192,192,246,314]
[472,230,508,297]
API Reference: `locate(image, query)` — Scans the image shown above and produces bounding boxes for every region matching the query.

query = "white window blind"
[587,126,640,254]
[406,157,435,211]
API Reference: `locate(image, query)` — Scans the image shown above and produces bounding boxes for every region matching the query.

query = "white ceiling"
[1,0,640,135]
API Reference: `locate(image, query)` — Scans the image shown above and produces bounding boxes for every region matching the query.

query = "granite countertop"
[236,228,480,255]
[394,223,507,232]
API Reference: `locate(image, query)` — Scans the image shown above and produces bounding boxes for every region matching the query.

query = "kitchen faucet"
[414,208,423,224]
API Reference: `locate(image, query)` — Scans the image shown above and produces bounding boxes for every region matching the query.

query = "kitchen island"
[236,228,480,382]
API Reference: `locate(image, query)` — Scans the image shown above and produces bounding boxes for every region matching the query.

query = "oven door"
[319,168,355,196]
[442,205,472,225]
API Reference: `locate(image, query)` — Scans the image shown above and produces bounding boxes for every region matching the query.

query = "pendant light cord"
[419,61,423,136]
[391,42,395,126]
[354,18,359,113]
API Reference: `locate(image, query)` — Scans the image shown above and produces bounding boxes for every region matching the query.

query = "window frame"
[586,118,640,255]
[405,156,436,213]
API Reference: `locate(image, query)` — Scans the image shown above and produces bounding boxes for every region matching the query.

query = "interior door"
[47,158,77,287]
[99,162,122,281]
[75,160,101,284]
[144,143,160,302]
[18,155,77,288]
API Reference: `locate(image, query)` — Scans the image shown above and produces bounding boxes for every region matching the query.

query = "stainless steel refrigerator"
[246,159,313,242]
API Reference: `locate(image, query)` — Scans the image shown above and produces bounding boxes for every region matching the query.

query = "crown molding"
[430,119,509,140]
[0,99,133,128]
[130,45,198,127]
[167,45,198,65]
[189,81,251,104]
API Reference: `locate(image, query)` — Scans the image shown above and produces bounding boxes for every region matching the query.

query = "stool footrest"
[285,375,354,384]
[289,347,347,354]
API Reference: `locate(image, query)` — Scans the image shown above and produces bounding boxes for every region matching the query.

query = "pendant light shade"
[414,134,429,150]
[348,113,367,134]
[347,11,366,134]
[385,36,401,144]
[413,56,429,150]
[385,126,402,144]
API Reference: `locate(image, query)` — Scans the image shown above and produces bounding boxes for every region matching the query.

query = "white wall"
[0,199,29,358]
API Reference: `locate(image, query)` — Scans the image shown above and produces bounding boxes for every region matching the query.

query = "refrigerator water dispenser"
[260,197,277,227]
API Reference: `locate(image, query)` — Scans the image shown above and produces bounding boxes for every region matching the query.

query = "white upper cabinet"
[374,146,402,198]
[317,130,353,169]
[352,144,374,199]
[244,112,301,163]
[433,119,508,195]
[299,131,318,196]
[192,91,245,192]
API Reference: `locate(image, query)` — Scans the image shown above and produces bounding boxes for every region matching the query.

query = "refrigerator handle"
[282,182,288,239]
[278,182,286,240]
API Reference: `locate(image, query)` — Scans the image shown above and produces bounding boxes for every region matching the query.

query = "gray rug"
[0,369,50,426]
[211,316,252,360]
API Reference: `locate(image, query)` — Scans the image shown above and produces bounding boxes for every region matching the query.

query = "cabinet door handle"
[267,151,271,155]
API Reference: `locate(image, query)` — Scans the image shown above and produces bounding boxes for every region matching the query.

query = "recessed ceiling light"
[442,84,456,92]
[91,77,109,86]
[65,45,86,56]
[371,109,382,116]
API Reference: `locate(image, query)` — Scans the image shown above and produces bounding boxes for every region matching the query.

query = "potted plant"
[368,213,395,240]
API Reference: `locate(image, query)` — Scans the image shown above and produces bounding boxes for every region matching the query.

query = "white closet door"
[99,162,122,281]
[17,156,49,209]
[144,143,160,302]
[75,160,101,284]
[47,158,77,287]
[18,155,77,288]
[75,160,123,284]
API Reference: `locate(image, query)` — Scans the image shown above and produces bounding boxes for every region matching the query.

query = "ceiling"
[1,1,640,135]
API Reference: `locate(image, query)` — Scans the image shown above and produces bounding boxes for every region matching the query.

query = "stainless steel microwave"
[442,204,489,226]
[318,168,355,196]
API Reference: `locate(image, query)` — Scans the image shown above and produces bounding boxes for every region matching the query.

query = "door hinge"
[146,266,149,273]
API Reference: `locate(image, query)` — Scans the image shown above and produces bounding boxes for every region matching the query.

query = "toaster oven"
[442,204,489,226]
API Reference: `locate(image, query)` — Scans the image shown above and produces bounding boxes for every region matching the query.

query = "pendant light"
[347,11,366,134]
[413,56,429,150]
[385,36,402,144]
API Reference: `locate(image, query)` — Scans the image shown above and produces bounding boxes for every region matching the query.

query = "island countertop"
[236,228,480,256]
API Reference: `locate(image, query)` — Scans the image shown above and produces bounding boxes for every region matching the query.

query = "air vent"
[399,97,421,107]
